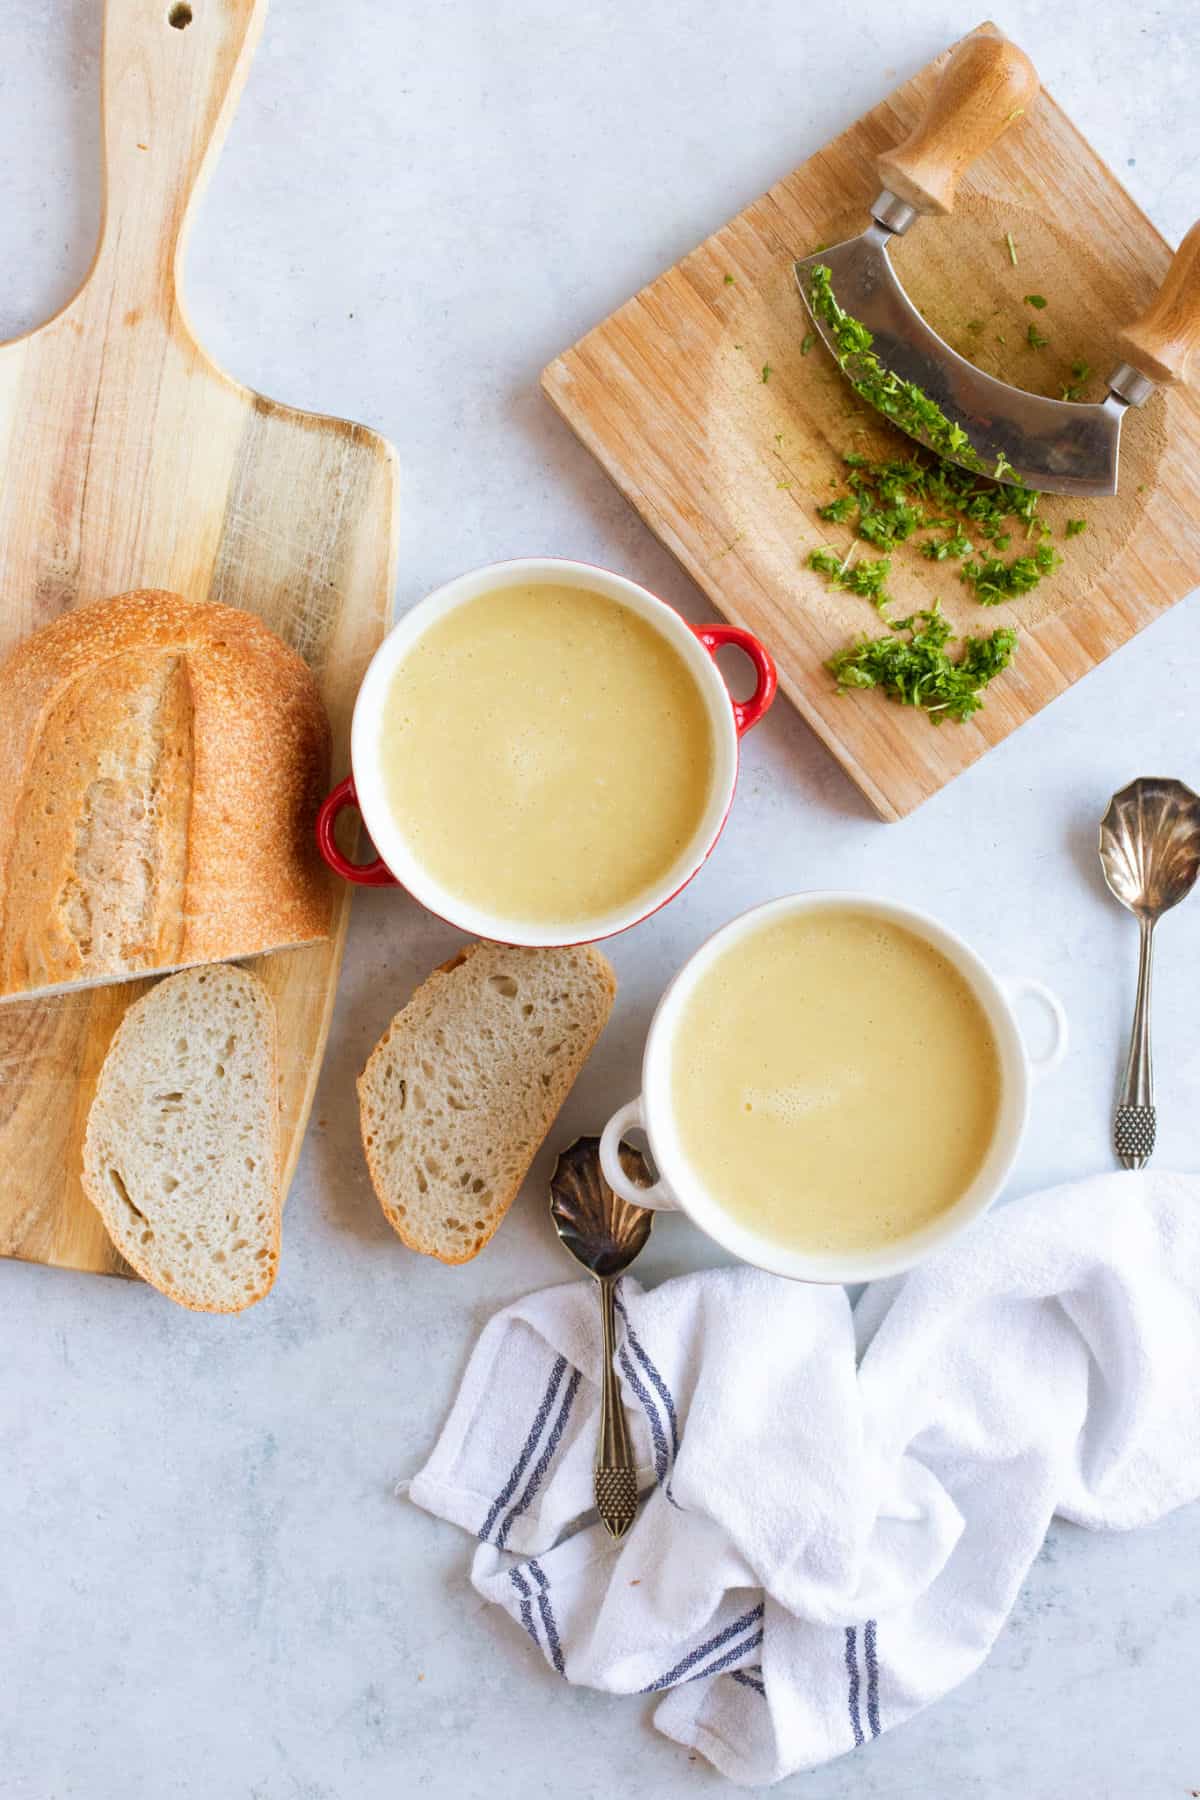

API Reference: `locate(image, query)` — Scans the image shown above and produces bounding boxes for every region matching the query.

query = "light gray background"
[2,3,1198,1796]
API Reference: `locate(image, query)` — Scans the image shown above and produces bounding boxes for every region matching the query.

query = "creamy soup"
[379,583,716,928]
[668,908,1002,1255]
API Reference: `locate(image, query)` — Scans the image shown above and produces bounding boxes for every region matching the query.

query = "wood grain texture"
[1119,218,1200,386]
[0,0,399,1277]
[541,23,1200,821]
[876,28,1039,217]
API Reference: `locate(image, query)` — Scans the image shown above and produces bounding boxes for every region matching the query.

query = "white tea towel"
[409,1170,1200,1785]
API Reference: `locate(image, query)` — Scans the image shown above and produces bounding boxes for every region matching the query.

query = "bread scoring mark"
[48,652,193,978]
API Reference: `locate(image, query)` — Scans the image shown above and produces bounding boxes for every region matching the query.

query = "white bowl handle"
[1003,976,1069,1077]
[599,1097,679,1211]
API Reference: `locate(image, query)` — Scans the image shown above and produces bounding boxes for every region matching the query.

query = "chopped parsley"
[800,331,816,356]
[1006,232,1019,266]
[922,528,974,561]
[808,547,891,604]
[797,276,1090,723]
[961,540,1060,603]
[858,497,925,549]
[828,605,1018,722]
[761,363,772,383]
[1061,358,1092,401]
[817,495,857,523]
[817,448,1042,555]
[723,273,736,285]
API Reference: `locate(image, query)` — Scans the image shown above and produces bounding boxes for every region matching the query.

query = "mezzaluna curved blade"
[795,227,1126,497]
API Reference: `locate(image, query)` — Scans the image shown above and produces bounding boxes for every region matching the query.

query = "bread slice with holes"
[81,963,281,1311]
[358,942,616,1263]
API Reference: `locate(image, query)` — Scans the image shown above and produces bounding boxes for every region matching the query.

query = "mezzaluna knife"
[794,30,1200,495]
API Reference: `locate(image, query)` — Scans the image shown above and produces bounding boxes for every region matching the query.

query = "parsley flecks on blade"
[828,606,1017,723]
[806,265,979,466]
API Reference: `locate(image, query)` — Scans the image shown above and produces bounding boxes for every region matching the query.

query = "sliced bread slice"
[358,942,616,1263]
[82,963,281,1311]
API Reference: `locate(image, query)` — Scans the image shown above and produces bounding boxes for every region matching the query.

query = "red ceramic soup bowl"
[315,557,777,946]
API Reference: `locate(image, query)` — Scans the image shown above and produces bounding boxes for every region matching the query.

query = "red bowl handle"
[691,624,778,736]
[315,775,399,886]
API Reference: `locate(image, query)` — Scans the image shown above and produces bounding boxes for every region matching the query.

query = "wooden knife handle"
[876,30,1039,218]
[1118,220,1200,387]
[94,0,267,308]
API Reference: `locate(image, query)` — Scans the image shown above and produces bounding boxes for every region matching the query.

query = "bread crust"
[358,942,617,1263]
[0,590,332,1001]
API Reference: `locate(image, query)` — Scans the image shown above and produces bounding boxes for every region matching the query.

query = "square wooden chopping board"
[542,25,1200,820]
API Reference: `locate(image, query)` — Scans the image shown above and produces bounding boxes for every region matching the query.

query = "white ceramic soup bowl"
[315,557,776,946]
[600,891,1068,1285]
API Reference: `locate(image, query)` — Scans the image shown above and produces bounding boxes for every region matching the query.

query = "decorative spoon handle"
[594,1276,638,1539]
[1115,916,1157,1168]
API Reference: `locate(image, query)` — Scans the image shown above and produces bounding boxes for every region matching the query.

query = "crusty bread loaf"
[82,964,281,1312]
[0,589,332,1003]
[358,942,616,1263]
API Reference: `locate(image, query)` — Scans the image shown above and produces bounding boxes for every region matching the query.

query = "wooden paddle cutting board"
[0,0,398,1278]
[542,24,1200,820]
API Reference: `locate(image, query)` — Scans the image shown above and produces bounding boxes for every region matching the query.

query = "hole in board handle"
[168,3,193,27]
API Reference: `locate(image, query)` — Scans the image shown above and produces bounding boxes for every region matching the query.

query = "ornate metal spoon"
[1099,777,1200,1167]
[549,1136,653,1540]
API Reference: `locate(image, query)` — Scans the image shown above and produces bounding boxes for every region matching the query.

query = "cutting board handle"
[875,29,1039,218]
[92,0,267,311]
[1118,220,1200,388]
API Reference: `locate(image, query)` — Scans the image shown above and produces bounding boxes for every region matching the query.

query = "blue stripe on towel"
[731,1667,766,1698]
[479,1355,569,1543]
[527,1559,565,1676]
[496,1367,582,1550]
[864,1618,880,1738]
[844,1626,865,1747]
[640,1602,765,1693]
[617,1345,671,1487]
[690,1626,765,1686]
[613,1284,681,1463]
[508,1567,540,1650]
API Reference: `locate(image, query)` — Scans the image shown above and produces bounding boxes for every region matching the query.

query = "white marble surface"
[2,2,1200,1794]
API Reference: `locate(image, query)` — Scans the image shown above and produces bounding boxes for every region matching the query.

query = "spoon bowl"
[1099,777,1200,919]
[550,1135,653,1279]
